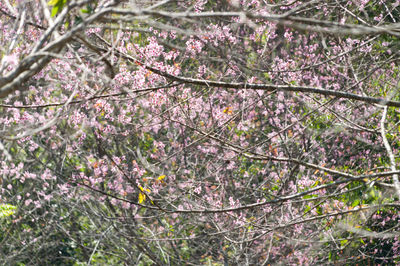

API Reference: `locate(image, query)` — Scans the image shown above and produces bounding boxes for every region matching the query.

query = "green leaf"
[50,5,60,17]
[351,199,360,207]
[0,204,17,218]
[302,194,317,199]
[48,0,67,17]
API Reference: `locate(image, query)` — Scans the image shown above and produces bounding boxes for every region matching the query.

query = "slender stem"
[380,106,400,198]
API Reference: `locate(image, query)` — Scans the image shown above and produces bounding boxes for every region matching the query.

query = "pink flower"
[3,54,18,66]
[194,186,202,194]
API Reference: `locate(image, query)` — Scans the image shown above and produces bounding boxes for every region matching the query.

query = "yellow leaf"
[138,184,150,197]
[138,192,145,203]
[48,0,59,6]
[158,175,166,181]
[223,107,233,115]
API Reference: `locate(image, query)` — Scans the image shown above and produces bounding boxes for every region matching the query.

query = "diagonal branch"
[149,66,400,108]
[88,36,400,109]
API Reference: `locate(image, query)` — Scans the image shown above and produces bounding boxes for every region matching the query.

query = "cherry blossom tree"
[1,0,400,264]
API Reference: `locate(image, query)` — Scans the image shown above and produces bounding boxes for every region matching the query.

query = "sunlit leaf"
[47,0,59,6]
[0,204,17,218]
[50,5,60,17]
[138,192,145,203]
[48,0,67,17]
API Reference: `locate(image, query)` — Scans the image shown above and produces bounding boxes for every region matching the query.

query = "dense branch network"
[1,0,400,265]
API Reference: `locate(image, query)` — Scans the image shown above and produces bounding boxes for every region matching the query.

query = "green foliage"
[48,0,67,17]
[0,204,16,218]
